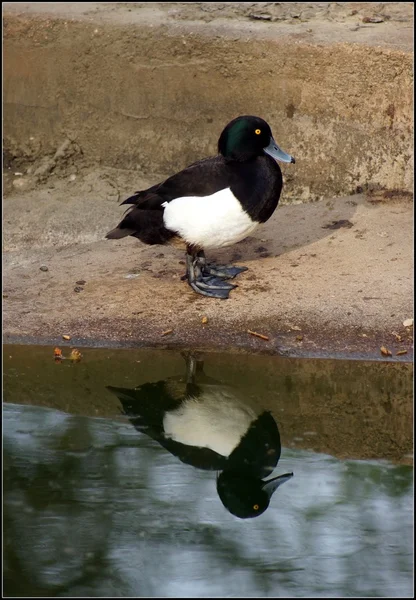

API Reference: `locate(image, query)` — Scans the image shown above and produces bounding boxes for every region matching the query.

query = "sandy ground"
[2,2,414,359]
[3,161,413,359]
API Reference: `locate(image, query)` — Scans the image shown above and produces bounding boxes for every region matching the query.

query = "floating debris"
[62,335,71,341]
[396,349,408,356]
[69,349,82,362]
[247,329,269,341]
[54,347,63,362]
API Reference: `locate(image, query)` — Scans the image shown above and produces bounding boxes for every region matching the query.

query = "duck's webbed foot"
[185,248,241,299]
[204,264,248,280]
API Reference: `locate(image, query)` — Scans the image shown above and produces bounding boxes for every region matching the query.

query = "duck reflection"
[107,353,293,518]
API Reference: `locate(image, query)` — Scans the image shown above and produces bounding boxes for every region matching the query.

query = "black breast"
[229,155,283,223]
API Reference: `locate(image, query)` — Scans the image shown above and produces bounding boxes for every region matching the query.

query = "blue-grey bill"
[262,472,294,499]
[264,137,295,164]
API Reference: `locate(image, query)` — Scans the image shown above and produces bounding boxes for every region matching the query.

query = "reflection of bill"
[107,353,293,519]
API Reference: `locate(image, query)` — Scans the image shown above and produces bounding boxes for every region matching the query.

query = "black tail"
[105,206,176,245]
[105,227,134,239]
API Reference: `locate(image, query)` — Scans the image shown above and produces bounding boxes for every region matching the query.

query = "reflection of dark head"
[107,353,294,519]
[217,471,293,519]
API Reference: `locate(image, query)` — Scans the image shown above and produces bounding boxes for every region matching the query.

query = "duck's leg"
[185,246,237,299]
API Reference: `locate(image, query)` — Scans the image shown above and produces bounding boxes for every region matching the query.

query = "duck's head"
[217,470,294,519]
[218,115,295,164]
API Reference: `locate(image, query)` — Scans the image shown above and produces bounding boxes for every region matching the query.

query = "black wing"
[122,155,233,209]
[105,155,234,243]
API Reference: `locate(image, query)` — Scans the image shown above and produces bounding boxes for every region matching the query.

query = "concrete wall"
[3,5,414,201]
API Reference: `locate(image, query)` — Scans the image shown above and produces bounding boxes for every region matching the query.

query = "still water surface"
[3,345,413,597]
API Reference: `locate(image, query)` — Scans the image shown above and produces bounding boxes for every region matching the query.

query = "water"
[3,345,414,597]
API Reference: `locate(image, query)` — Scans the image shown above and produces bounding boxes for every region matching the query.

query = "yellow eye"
[255,129,261,135]
[253,504,259,510]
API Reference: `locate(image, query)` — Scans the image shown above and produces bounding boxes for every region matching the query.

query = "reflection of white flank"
[162,385,258,456]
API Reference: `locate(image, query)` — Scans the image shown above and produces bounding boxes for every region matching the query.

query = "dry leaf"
[247,329,269,341]
[296,335,304,341]
[69,349,82,362]
[161,329,173,336]
[396,349,408,356]
[392,332,402,342]
[201,316,208,324]
[62,334,71,341]
[54,347,63,363]
[380,346,392,357]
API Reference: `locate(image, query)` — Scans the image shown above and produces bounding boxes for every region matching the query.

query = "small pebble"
[40,265,49,272]
[74,286,84,293]
[76,280,86,285]
[12,178,26,189]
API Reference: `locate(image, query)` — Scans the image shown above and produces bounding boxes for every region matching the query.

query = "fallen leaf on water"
[161,329,173,336]
[69,349,82,362]
[403,319,413,328]
[396,349,408,356]
[62,334,71,341]
[54,347,63,363]
[247,329,269,341]
[380,346,392,357]
[201,316,208,324]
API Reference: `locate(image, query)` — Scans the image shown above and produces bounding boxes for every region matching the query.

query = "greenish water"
[3,345,414,597]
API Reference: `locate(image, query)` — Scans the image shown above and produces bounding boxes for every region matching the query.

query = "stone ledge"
[3,2,414,201]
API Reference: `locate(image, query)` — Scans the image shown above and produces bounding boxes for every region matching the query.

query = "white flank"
[162,386,257,456]
[162,187,258,249]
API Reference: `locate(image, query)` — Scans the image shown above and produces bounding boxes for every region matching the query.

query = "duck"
[106,115,295,299]
[106,352,293,519]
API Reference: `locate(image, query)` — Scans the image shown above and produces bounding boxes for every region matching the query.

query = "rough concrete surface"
[2,3,414,359]
[3,2,414,201]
